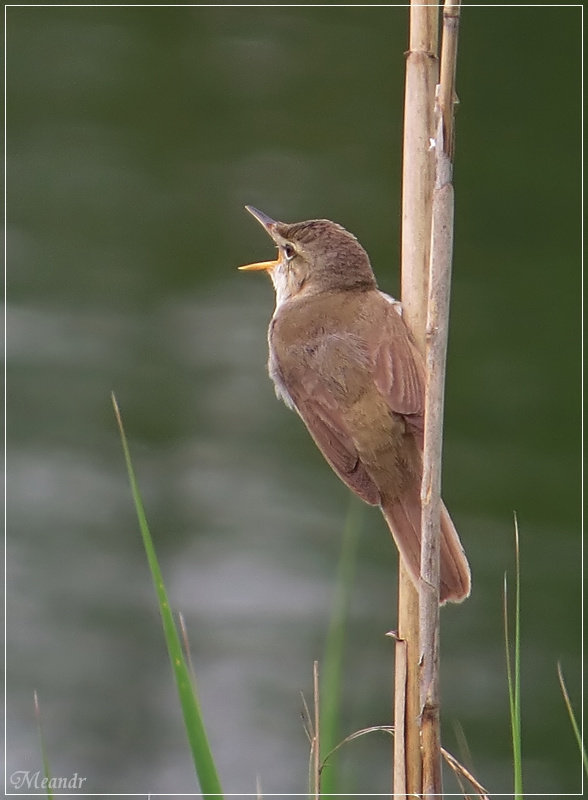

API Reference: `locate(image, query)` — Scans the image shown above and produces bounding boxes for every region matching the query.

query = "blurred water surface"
[6,6,581,796]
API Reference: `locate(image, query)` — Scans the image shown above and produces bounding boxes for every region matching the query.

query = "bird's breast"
[267,330,296,410]
[267,291,381,408]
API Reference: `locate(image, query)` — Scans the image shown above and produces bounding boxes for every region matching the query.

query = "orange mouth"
[238,258,280,272]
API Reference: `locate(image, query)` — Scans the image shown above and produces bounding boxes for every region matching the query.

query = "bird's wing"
[285,375,381,506]
[270,295,424,503]
[371,302,425,439]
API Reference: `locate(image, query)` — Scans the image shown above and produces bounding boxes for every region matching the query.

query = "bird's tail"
[381,484,471,604]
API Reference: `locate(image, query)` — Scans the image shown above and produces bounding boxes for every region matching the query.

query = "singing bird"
[239,206,470,604]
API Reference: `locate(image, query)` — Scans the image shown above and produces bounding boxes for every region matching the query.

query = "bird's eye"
[283,243,296,260]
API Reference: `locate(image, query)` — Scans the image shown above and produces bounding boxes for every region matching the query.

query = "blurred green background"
[6,4,581,796]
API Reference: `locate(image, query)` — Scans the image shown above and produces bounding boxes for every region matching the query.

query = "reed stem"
[396,3,439,797]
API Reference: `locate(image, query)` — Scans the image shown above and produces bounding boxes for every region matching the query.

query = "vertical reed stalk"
[395,3,439,797]
[419,2,461,796]
[397,2,462,796]
[313,660,320,799]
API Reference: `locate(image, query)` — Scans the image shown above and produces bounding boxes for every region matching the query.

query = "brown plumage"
[240,207,470,604]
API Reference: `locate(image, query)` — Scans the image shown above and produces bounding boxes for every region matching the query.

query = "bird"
[239,205,470,604]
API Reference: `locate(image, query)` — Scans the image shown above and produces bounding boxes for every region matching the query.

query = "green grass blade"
[112,393,223,798]
[503,514,523,799]
[513,516,522,798]
[319,496,363,795]
[557,662,588,777]
[33,690,54,800]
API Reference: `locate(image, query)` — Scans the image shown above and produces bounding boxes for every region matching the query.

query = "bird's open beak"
[238,205,281,272]
[245,205,277,232]
[238,259,278,272]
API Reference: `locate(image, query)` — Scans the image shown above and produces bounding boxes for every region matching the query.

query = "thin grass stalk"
[320,498,362,795]
[301,689,315,794]
[33,691,54,800]
[112,394,223,798]
[419,2,461,795]
[557,662,588,776]
[313,660,320,799]
[319,723,489,799]
[513,518,522,797]
[396,2,439,797]
[504,515,523,799]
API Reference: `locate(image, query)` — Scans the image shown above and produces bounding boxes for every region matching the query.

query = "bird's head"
[239,206,376,307]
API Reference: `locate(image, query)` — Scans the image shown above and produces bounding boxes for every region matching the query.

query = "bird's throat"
[270,265,292,310]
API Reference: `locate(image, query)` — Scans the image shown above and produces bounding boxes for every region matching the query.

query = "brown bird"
[239,206,470,604]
